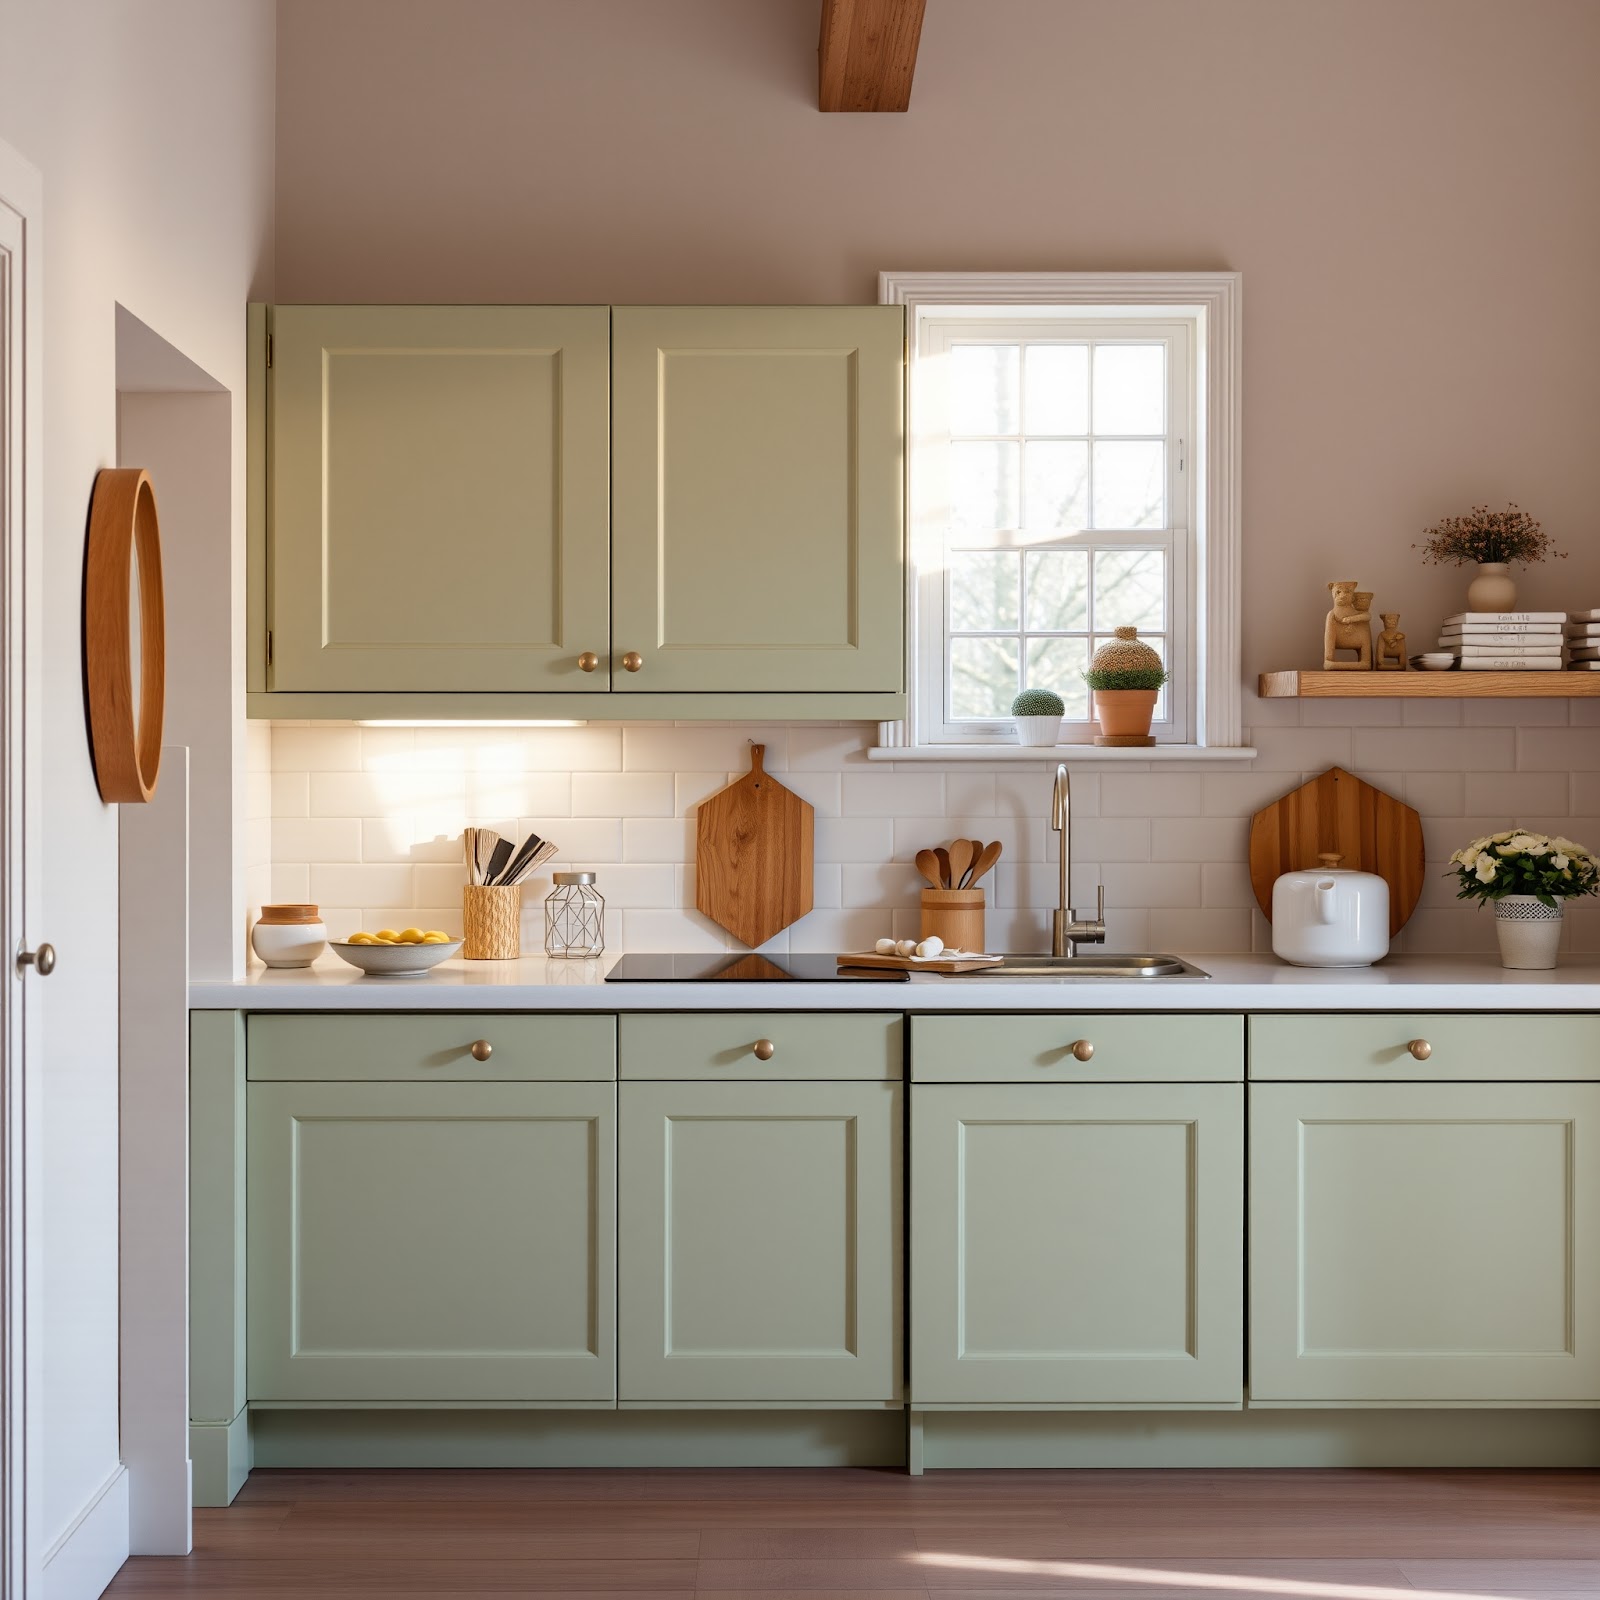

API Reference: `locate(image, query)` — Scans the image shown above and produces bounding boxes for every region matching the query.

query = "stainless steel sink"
[959,953,1209,979]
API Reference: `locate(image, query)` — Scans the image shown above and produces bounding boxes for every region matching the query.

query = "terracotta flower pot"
[1093,688,1159,739]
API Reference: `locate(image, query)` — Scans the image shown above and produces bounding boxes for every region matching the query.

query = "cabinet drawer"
[1249,1014,1600,1081]
[619,1013,902,1080]
[247,1013,615,1082]
[912,1014,1242,1083]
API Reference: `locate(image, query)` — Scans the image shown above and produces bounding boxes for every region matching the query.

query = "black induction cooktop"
[605,952,908,982]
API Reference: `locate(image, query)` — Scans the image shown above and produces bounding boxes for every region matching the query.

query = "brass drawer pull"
[622,651,643,672]
[1407,1038,1433,1061]
[1068,1039,1095,1062]
[469,1039,494,1062]
[753,1039,776,1062]
[577,651,599,672]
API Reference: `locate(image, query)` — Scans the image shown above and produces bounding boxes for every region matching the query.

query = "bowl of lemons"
[330,927,462,977]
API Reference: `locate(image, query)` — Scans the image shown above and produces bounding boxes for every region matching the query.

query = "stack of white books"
[1566,609,1600,670]
[1438,612,1565,670]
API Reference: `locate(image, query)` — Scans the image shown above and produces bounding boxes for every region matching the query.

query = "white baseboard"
[42,1466,129,1600]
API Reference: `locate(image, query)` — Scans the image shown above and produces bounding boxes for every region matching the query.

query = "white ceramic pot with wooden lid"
[251,904,328,969]
[1271,854,1389,967]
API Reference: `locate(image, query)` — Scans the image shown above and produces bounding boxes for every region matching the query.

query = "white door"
[0,137,44,1600]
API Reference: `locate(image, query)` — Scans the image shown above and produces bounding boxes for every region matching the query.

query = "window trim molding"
[878,270,1243,751]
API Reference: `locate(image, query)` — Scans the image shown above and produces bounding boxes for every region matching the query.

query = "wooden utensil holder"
[463,885,521,960]
[920,888,985,953]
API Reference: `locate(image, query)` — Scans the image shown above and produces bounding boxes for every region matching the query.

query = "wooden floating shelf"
[1260,670,1600,699]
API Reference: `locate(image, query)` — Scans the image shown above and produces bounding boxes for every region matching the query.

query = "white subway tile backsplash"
[1400,699,1463,727]
[264,710,1593,959]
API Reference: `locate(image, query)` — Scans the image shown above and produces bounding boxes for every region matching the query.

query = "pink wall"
[275,0,1600,674]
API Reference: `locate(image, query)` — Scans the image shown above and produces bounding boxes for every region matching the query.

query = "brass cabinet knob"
[577,651,599,673]
[469,1039,493,1062]
[16,943,55,977]
[1068,1039,1095,1062]
[1407,1038,1433,1061]
[753,1039,776,1062]
[622,651,643,673]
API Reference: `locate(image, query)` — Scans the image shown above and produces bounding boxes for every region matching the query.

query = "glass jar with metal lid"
[544,871,606,958]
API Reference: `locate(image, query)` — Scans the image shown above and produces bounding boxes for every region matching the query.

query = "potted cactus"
[1010,687,1065,748]
[1083,627,1169,746]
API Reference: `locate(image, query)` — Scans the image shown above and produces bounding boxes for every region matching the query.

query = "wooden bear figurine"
[1323,580,1374,670]
[1375,612,1408,670]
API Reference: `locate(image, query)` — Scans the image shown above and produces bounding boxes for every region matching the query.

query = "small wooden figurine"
[1323,580,1374,670]
[1375,611,1409,670]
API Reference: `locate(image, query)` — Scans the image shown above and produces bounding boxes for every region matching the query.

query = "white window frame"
[878,271,1244,757]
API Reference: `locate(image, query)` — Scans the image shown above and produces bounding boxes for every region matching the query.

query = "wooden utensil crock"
[920,888,985,952]
[462,885,521,960]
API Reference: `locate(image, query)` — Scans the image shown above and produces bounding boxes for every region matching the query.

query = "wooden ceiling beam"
[818,0,926,112]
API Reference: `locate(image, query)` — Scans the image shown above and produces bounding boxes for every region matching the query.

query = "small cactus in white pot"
[1011,687,1065,748]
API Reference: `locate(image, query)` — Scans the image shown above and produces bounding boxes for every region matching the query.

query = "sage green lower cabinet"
[1250,1081,1600,1405]
[248,1080,616,1404]
[618,1079,902,1404]
[911,1082,1244,1407]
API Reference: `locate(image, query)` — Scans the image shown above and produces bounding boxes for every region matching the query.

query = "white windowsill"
[867,744,1258,763]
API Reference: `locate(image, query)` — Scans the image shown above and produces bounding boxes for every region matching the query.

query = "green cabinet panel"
[619,1012,902,1080]
[247,1012,615,1082]
[618,1079,902,1403]
[268,305,611,693]
[1250,1013,1600,1081]
[912,1013,1242,1083]
[911,1083,1243,1406]
[1250,1081,1600,1404]
[248,1080,616,1403]
[611,307,904,693]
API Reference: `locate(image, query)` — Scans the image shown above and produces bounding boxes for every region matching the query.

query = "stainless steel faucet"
[1051,763,1107,958]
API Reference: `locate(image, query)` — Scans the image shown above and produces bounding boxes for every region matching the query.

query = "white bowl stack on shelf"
[1438,611,1566,671]
[1566,609,1600,671]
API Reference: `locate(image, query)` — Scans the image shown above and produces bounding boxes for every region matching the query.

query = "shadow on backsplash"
[246,702,1600,959]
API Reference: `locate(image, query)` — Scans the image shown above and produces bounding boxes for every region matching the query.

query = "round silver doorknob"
[17,943,55,977]
[1407,1038,1432,1061]
[753,1039,776,1061]
[469,1039,493,1062]
[622,652,643,673]
[1068,1039,1095,1062]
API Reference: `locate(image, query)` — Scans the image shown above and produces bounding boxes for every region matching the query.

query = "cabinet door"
[1250,1082,1600,1404]
[248,1081,615,1402]
[912,1083,1243,1406]
[269,305,610,692]
[611,307,904,693]
[619,1080,901,1403]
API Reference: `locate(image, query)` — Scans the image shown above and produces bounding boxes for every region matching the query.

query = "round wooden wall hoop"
[85,467,165,802]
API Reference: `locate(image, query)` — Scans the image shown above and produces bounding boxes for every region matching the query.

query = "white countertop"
[191,953,1600,1012]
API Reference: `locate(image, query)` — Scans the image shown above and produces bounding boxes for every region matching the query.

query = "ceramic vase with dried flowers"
[1415,504,1565,613]
[1448,830,1599,970]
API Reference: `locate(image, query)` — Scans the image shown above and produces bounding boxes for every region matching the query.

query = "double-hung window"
[883,274,1243,754]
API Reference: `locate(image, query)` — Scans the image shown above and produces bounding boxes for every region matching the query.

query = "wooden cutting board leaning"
[1248,765,1425,938]
[695,744,814,947]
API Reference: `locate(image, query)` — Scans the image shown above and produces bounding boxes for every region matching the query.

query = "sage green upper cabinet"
[248,1080,616,1404]
[912,1082,1244,1407]
[611,307,905,693]
[1250,1081,1600,1405]
[267,305,611,693]
[618,1078,902,1404]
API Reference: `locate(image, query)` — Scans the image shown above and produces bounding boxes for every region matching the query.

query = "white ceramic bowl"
[1414,654,1456,671]
[329,939,463,976]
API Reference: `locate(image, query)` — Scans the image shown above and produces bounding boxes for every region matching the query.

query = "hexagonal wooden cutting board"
[695,744,814,948]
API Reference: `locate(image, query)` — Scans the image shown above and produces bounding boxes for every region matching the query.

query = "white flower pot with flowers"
[1448,831,1599,969]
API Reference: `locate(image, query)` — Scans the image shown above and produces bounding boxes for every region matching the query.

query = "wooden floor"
[104,1468,1600,1598]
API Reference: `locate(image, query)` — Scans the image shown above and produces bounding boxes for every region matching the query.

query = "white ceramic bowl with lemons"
[330,927,462,976]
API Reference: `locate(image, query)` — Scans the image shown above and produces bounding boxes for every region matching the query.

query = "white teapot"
[1271,853,1390,967]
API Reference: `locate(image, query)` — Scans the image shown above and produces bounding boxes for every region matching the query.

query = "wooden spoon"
[914,849,944,891]
[948,837,975,891]
[934,846,952,889]
[967,839,1003,887]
